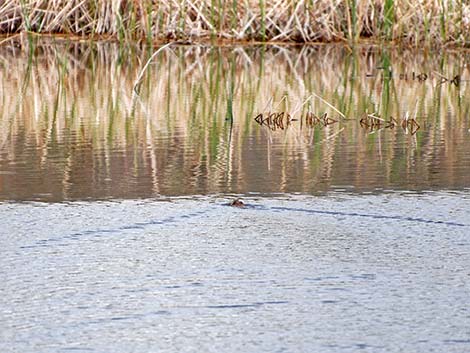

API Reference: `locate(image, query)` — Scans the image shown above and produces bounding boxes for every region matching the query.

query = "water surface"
[1,40,470,352]
[1,193,470,352]
[0,41,469,200]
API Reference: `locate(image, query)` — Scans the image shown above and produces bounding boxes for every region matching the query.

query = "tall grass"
[383,0,394,40]
[347,0,358,43]
[0,1,469,46]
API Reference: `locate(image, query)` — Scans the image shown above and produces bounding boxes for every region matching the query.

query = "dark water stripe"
[206,304,262,309]
[20,202,467,250]
[205,301,288,309]
[269,206,468,227]
[20,207,215,249]
[443,339,470,344]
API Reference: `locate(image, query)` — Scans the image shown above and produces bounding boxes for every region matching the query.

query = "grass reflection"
[0,40,469,200]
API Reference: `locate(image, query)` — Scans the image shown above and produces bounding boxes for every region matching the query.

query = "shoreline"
[1,32,470,53]
[1,1,469,48]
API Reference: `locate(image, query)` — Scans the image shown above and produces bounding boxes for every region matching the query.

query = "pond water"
[1,194,470,353]
[0,39,469,352]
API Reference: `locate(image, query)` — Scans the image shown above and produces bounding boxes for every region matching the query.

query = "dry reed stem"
[133,41,175,94]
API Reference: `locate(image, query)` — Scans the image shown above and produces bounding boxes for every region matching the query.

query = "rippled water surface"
[1,39,470,352]
[2,194,470,352]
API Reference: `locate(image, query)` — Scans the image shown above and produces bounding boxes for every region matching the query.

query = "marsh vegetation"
[1,1,470,47]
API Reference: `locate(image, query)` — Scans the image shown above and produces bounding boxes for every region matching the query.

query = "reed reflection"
[0,40,469,201]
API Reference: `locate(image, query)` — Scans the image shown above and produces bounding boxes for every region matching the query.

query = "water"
[1,194,470,352]
[1,42,470,200]
[1,39,470,352]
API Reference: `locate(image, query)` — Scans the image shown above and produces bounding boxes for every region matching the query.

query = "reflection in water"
[0,40,469,201]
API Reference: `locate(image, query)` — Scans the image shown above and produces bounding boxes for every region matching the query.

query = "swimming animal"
[230,199,245,207]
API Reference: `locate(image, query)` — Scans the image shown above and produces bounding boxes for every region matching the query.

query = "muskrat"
[230,198,245,207]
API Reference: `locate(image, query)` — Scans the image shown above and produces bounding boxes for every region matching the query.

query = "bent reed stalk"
[1,1,470,47]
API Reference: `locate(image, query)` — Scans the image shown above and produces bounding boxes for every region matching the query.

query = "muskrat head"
[230,198,245,207]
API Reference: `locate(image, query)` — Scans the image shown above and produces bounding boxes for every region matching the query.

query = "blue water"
[1,192,469,352]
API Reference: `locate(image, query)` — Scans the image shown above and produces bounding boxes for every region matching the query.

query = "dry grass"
[1,1,470,46]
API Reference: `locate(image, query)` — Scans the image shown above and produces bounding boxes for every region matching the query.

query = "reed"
[382,0,394,40]
[347,0,358,43]
[0,1,469,47]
